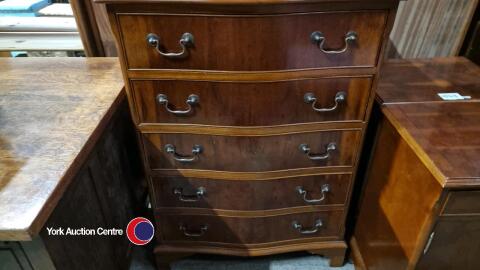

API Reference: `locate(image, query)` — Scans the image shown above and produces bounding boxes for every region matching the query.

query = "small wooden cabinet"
[353,58,480,270]
[98,0,401,268]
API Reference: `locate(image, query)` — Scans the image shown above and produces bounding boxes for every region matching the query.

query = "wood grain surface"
[152,174,351,211]
[378,57,480,104]
[132,77,372,126]
[389,0,478,58]
[0,58,123,240]
[382,102,480,187]
[157,210,344,244]
[354,117,443,270]
[118,11,386,71]
[143,130,361,172]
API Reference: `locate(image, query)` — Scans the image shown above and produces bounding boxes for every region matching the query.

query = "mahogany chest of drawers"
[98,0,401,268]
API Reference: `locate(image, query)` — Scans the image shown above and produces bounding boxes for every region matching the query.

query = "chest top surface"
[378,57,480,104]
[382,102,480,188]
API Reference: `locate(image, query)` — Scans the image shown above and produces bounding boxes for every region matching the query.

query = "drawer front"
[153,174,351,210]
[158,211,344,244]
[143,130,361,172]
[442,191,480,215]
[132,78,372,126]
[118,11,387,71]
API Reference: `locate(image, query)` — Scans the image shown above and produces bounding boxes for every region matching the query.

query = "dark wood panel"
[157,210,344,244]
[417,216,480,270]
[143,130,361,172]
[442,191,480,215]
[153,174,351,210]
[39,100,144,270]
[117,11,387,71]
[40,168,120,270]
[354,117,443,270]
[132,77,372,126]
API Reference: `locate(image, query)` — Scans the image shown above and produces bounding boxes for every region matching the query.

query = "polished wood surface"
[103,0,400,267]
[158,210,344,244]
[378,57,480,104]
[354,118,443,269]
[118,12,386,71]
[0,58,123,241]
[143,130,361,171]
[133,78,372,126]
[153,174,351,210]
[382,102,480,187]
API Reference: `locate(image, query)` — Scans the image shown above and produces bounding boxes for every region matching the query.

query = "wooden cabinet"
[352,58,480,270]
[99,0,401,268]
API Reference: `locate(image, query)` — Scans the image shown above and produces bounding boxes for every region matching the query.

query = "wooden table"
[352,57,480,270]
[0,58,143,269]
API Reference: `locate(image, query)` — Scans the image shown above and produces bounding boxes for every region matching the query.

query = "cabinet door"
[417,216,480,270]
[0,242,26,270]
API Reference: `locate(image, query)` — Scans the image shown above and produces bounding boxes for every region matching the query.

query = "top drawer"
[117,11,387,71]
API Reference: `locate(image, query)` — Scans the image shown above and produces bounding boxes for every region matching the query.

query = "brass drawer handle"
[296,184,330,204]
[299,142,336,161]
[310,31,358,54]
[179,224,208,237]
[173,187,206,202]
[292,219,323,234]
[157,94,199,115]
[164,144,202,163]
[304,92,346,112]
[146,32,194,59]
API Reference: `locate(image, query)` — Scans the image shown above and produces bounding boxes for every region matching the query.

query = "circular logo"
[126,217,154,245]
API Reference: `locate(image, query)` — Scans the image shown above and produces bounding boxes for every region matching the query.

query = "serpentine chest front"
[100,0,401,268]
